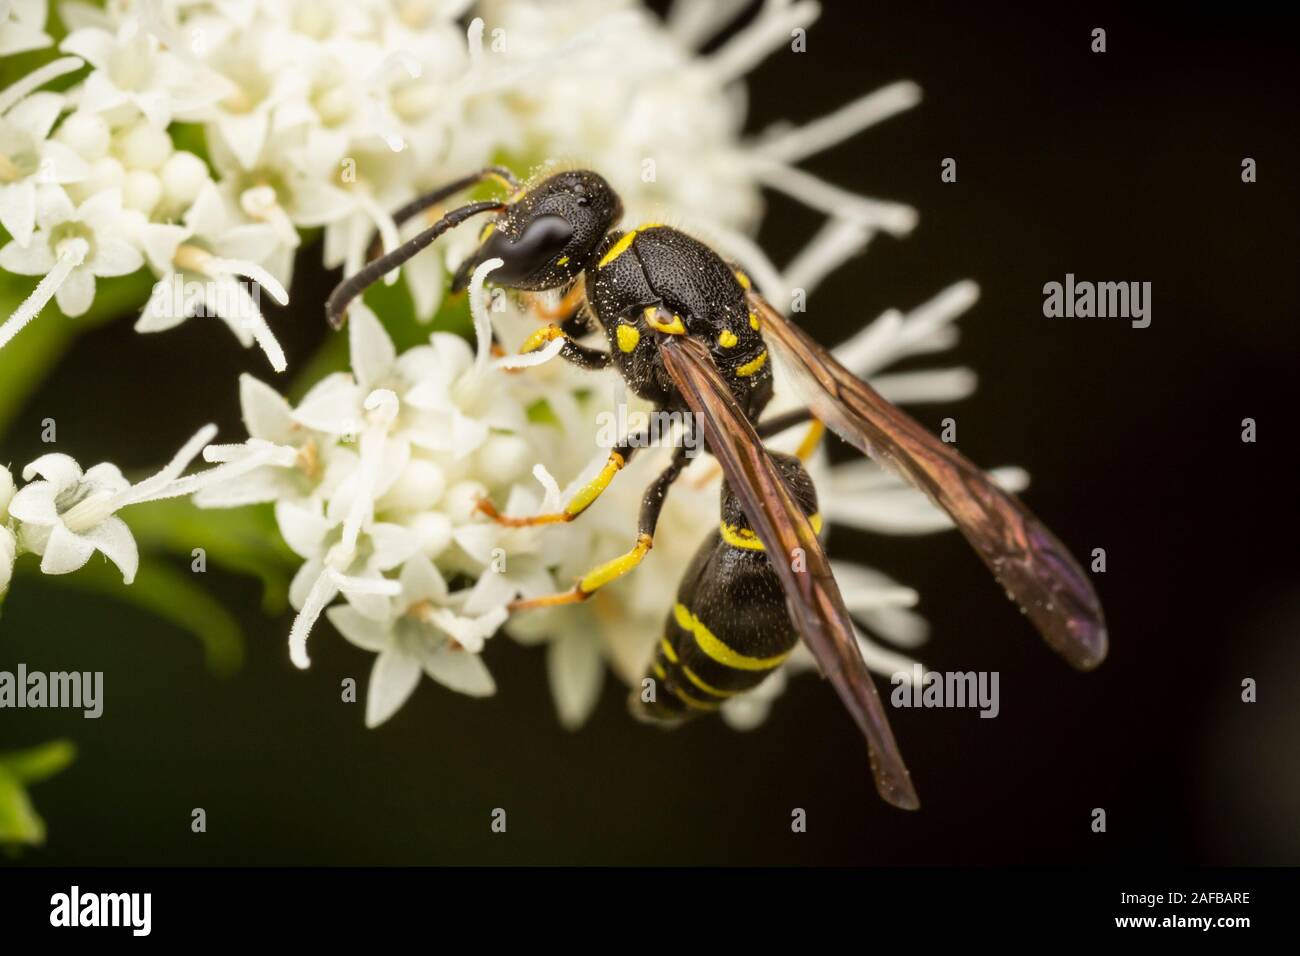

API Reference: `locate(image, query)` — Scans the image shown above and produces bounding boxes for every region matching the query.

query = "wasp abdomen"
[631,533,799,725]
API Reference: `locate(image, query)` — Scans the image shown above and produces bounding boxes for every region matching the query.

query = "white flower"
[0,0,52,56]
[61,18,222,128]
[0,185,143,347]
[3,425,223,582]
[0,0,1025,738]
[327,554,502,727]
[193,374,335,509]
[200,26,304,170]
[0,91,89,246]
[135,180,289,370]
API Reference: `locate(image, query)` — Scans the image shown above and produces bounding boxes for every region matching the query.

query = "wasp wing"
[659,334,919,811]
[749,292,1107,670]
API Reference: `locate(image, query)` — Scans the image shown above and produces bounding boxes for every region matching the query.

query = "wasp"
[326,166,1108,810]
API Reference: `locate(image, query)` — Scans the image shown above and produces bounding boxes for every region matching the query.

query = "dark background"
[2,2,1297,865]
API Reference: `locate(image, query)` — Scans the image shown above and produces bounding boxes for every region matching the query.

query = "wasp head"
[451,169,622,293]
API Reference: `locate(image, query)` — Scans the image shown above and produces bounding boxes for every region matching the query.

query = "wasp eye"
[485,214,574,283]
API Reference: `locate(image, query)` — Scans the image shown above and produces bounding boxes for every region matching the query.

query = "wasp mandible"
[326,166,1108,811]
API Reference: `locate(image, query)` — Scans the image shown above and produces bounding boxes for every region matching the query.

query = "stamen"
[667,0,751,49]
[61,490,116,534]
[755,81,922,164]
[703,0,819,86]
[0,238,89,350]
[782,218,872,296]
[113,424,218,508]
[467,257,503,376]
[747,157,918,236]
[338,389,398,561]
[288,569,339,669]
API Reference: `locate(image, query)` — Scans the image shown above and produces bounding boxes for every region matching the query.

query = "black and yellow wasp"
[327,165,1108,810]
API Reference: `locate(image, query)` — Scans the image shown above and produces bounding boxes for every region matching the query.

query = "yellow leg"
[477,449,626,527]
[511,533,653,610]
[519,324,566,354]
[795,419,826,461]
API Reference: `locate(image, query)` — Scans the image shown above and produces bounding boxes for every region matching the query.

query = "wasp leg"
[477,429,650,528]
[794,419,825,461]
[327,199,506,328]
[528,277,589,328]
[510,448,689,610]
[755,407,813,439]
[517,323,611,371]
[366,166,519,261]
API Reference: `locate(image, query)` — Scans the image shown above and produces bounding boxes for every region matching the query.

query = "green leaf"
[0,740,75,849]
[0,766,46,847]
[0,739,76,785]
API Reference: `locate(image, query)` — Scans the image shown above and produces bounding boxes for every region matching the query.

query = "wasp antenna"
[365,166,519,262]
[326,200,506,329]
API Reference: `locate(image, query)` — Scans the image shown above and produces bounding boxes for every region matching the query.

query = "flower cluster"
[0,423,280,598]
[1,0,919,364]
[1,0,1022,731]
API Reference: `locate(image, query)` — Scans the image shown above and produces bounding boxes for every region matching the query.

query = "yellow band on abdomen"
[673,603,791,672]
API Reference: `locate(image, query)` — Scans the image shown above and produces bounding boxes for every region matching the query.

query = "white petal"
[59,27,115,69]
[136,284,187,333]
[0,232,54,273]
[39,523,96,575]
[217,111,270,171]
[368,522,419,571]
[80,515,138,583]
[365,647,422,727]
[89,236,143,277]
[34,182,74,229]
[184,181,229,236]
[398,553,447,603]
[547,629,604,729]
[418,644,496,698]
[274,500,331,558]
[21,453,82,486]
[80,461,129,495]
[136,223,188,275]
[5,480,59,524]
[239,374,297,443]
[292,375,362,433]
[326,604,393,653]
[35,141,89,184]
[0,181,37,247]
[54,266,94,316]
[348,301,396,389]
